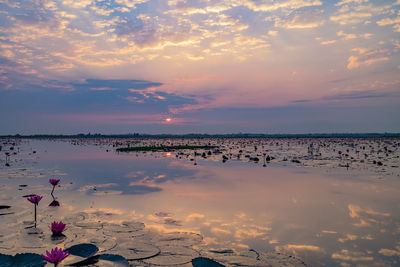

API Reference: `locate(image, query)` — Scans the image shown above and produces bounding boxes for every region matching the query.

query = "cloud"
[268,30,278,36]
[323,90,394,101]
[62,0,92,9]
[74,79,162,91]
[330,0,393,25]
[331,249,374,262]
[348,204,390,218]
[114,0,148,9]
[379,246,400,257]
[274,9,324,29]
[237,0,323,12]
[292,99,311,103]
[337,30,373,40]
[347,48,390,70]
[376,10,400,32]
[275,244,326,259]
[330,11,372,24]
[128,184,162,194]
[166,0,323,15]
[347,204,390,227]
[376,13,400,26]
[320,40,336,45]
[1,0,400,134]
[335,0,368,6]
[186,213,205,222]
[211,227,231,236]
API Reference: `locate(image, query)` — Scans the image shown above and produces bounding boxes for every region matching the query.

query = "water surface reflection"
[0,139,399,266]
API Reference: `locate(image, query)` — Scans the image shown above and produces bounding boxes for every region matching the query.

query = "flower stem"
[51,185,55,198]
[34,204,37,228]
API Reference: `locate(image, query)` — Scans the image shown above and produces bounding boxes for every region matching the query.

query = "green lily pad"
[66,243,99,258]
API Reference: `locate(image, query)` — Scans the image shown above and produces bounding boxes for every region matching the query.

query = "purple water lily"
[49,178,61,206]
[27,195,42,227]
[41,247,69,266]
[51,221,66,235]
[27,195,43,205]
[49,179,60,186]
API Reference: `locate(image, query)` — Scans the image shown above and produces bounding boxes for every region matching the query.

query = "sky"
[0,0,400,134]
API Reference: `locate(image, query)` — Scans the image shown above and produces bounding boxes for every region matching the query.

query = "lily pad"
[64,229,117,253]
[109,241,160,261]
[69,254,129,267]
[103,221,145,234]
[74,221,103,229]
[153,232,203,247]
[192,257,225,267]
[203,249,265,266]
[99,254,129,265]
[142,245,200,266]
[12,253,46,267]
[0,253,12,267]
[67,255,100,266]
[66,243,99,258]
[258,251,308,267]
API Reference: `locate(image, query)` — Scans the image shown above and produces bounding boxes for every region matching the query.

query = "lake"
[0,138,399,266]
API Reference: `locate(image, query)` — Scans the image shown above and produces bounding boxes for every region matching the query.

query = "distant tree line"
[1,133,400,139]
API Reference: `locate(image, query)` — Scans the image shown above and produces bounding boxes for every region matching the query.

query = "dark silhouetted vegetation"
[116,145,218,152]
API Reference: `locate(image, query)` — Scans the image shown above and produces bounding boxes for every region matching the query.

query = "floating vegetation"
[141,245,200,265]
[192,257,225,267]
[116,145,218,152]
[109,241,160,261]
[0,252,46,267]
[66,243,99,258]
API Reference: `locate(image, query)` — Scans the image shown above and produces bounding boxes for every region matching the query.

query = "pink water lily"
[27,195,42,227]
[51,221,66,235]
[42,247,69,266]
[49,179,60,206]
[49,179,60,186]
[27,195,42,205]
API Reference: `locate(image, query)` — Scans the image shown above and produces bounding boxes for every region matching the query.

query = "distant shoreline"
[1,133,400,138]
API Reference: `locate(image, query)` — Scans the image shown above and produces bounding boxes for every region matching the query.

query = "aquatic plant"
[49,200,60,206]
[263,153,267,167]
[49,179,60,186]
[49,179,60,206]
[51,221,66,235]
[41,247,69,266]
[27,195,42,227]
[116,145,218,152]
[27,195,42,205]
[49,179,60,196]
[5,152,10,166]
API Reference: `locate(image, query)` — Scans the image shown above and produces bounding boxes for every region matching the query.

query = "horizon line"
[1,132,400,138]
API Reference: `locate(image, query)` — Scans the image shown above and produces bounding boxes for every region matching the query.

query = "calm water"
[1,138,400,266]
